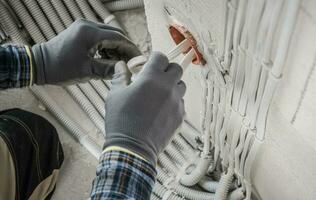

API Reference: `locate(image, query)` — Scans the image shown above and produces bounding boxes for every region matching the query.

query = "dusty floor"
[0,8,151,200]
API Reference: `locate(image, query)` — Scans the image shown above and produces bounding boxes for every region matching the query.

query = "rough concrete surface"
[0,8,151,200]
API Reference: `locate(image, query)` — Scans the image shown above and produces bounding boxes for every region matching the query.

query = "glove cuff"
[31,44,46,85]
[103,134,157,167]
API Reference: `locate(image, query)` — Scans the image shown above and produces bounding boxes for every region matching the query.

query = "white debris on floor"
[0,8,151,200]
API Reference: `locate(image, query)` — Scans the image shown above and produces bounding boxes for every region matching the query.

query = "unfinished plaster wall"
[144,0,316,199]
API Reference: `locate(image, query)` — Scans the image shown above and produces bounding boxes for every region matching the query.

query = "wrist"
[31,44,46,85]
[103,146,148,162]
[104,135,157,167]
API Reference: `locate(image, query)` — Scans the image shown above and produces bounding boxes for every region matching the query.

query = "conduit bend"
[157,167,215,200]
[179,77,213,187]
[215,169,235,200]
[198,176,219,193]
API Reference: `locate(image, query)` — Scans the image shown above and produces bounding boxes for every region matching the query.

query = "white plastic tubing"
[104,0,144,12]
[0,3,27,44]
[5,0,46,43]
[31,86,102,158]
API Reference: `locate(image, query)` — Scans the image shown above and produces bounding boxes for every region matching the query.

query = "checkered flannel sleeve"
[90,150,157,200]
[0,44,33,89]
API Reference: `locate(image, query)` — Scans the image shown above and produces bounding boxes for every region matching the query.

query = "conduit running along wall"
[144,0,299,199]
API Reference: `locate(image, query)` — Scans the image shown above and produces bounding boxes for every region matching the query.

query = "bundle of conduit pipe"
[0,0,299,199]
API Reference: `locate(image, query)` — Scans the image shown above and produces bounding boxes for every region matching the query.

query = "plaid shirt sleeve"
[0,44,33,89]
[90,150,157,200]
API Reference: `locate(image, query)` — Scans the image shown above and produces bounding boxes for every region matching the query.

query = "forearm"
[0,44,34,89]
[90,149,156,200]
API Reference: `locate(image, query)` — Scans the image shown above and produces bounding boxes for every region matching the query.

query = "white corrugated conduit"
[0,0,299,199]
[0,4,28,44]
[31,86,102,158]
[104,0,144,12]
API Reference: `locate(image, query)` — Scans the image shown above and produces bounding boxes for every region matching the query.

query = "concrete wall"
[143,0,316,199]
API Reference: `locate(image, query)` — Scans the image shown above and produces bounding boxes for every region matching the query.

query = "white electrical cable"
[256,0,300,139]
[180,48,196,71]
[167,39,190,60]
[223,1,237,70]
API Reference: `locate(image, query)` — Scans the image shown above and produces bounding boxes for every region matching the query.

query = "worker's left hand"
[31,19,140,85]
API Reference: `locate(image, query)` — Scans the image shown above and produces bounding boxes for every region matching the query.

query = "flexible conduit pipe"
[66,85,105,134]
[215,170,234,200]
[228,188,245,200]
[0,4,28,44]
[158,153,178,174]
[173,134,195,154]
[23,0,56,40]
[150,193,161,200]
[50,0,74,27]
[198,176,219,193]
[104,0,144,11]
[180,155,212,187]
[5,0,46,43]
[78,83,105,118]
[62,0,85,20]
[75,0,99,22]
[180,79,213,187]
[165,143,186,166]
[37,0,65,34]
[153,183,183,200]
[256,0,300,140]
[31,86,102,158]
[157,167,215,200]
[90,80,109,101]
[87,0,123,29]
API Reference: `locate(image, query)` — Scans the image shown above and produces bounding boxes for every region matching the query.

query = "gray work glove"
[31,19,140,85]
[104,52,186,166]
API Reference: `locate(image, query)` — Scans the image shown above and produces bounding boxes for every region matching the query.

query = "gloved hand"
[104,52,186,166]
[31,19,140,85]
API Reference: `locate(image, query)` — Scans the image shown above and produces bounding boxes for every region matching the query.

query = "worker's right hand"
[104,52,186,166]
[31,19,140,85]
